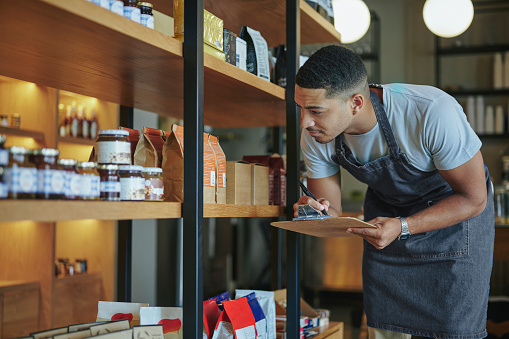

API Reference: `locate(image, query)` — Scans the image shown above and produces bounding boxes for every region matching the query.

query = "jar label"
[109,1,124,15]
[0,149,8,166]
[145,178,164,200]
[37,169,65,195]
[120,177,145,200]
[5,166,37,194]
[81,174,100,198]
[141,14,155,29]
[124,6,141,23]
[92,0,109,8]
[223,173,226,188]
[97,141,131,164]
[68,172,82,198]
[100,181,121,193]
[210,170,215,187]
[0,182,7,199]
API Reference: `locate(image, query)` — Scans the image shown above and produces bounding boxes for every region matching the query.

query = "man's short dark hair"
[296,45,368,100]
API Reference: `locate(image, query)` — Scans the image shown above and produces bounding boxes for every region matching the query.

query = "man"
[293,45,494,338]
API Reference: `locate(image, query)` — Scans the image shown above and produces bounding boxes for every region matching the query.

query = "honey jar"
[118,165,145,201]
[77,162,100,200]
[5,146,37,199]
[58,158,81,200]
[142,167,164,201]
[30,148,65,200]
[95,129,131,165]
[97,164,121,201]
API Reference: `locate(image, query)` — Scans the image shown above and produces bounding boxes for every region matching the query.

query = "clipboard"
[270,217,377,237]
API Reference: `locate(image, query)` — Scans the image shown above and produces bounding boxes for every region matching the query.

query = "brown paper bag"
[208,134,226,204]
[134,127,164,168]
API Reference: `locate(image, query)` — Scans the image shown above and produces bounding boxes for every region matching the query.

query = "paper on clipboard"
[270,217,377,237]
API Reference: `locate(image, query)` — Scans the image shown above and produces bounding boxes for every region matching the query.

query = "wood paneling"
[2,286,40,338]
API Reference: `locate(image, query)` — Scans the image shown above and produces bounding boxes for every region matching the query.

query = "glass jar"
[5,146,37,199]
[95,129,131,165]
[97,164,121,201]
[139,2,154,29]
[30,148,65,200]
[58,158,81,200]
[0,135,7,199]
[123,0,141,23]
[118,165,145,201]
[142,167,164,201]
[109,0,124,15]
[0,115,8,127]
[11,113,20,128]
[77,162,100,201]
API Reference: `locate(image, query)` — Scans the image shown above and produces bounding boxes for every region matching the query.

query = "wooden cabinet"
[0,281,40,338]
[0,0,342,336]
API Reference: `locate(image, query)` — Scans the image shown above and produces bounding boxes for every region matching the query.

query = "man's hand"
[347,217,402,249]
[293,196,330,218]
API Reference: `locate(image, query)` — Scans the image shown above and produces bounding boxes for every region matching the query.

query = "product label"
[0,149,8,166]
[109,0,124,15]
[5,166,37,194]
[37,169,65,195]
[0,182,7,199]
[92,0,110,8]
[144,178,164,201]
[210,170,216,187]
[81,174,100,198]
[141,14,154,29]
[120,177,145,200]
[97,141,131,164]
[223,173,226,188]
[247,27,270,81]
[100,181,121,193]
[236,38,247,71]
[124,6,141,23]
[68,172,82,198]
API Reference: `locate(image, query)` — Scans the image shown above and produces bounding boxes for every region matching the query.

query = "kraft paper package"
[236,290,276,339]
[120,126,140,165]
[239,26,270,82]
[134,127,165,168]
[212,297,257,339]
[161,124,215,203]
[140,307,183,339]
[96,301,149,327]
[208,134,226,204]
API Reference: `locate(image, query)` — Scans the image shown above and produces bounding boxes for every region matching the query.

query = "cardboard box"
[251,163,269,205]
[242,155,286,206]
[226,161,251,205]
[273,289,320,327]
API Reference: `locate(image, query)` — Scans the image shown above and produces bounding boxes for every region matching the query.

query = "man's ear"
[351,93,364,115]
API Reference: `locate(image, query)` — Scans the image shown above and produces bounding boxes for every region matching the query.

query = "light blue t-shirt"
[302,84,482,179]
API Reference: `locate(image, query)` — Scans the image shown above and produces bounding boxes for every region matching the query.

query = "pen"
[298,179,329,216]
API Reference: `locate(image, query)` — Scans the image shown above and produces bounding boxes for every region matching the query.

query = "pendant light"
[332,0,371,44]
[423,0,474,38]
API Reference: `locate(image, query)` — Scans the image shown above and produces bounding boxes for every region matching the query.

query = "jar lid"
[98,129,129,136]
[97,164,119,170]
[139,2,153,8]
[9,146,29,155]
[58,158,78,166]
[78,161,97,168]
[118,165,143,172]
[142,167,162,173]
[32,148,60,157]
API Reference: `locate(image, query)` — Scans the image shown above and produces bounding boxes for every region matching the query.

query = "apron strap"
[369,90,401,159]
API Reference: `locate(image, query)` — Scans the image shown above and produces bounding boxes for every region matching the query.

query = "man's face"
[295,85,352,144]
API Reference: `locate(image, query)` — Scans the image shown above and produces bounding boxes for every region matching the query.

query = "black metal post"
[182,0,204,338]
[271,126,284,290]
[286,0,301,338]
[117,105,134,302]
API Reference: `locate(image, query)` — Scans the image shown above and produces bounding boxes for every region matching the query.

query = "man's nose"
[301,111,315,128]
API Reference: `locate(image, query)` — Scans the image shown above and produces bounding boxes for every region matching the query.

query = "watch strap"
[396,216,410,240]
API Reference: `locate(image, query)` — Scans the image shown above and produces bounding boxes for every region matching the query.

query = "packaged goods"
[5,146,37,199]
[53,329,91,339]
[143,167,164,201]
[239,26,270,81]
[203,300,221,339]
[274,45,287,88]
[273,289,320,328]
[133,326,164,339]
[212,298,257,339]
[244,292,267,339]
[77,162,101,200]
[226,161,252,205]
[96,301,149,327]
[134,127,164,168]
[250,163,269,205]
[97,164,121,201]
[91,326,132,338]
[58,159,81,200]
[161,125,215,203]
[236,37,247,71]
[223,29,237,66]
[96,129,131,165]
[30,148,65,199]
[120,126,140,164]
[236,290,276,339]
[140,307,183,339]
[208,134,226,204]
[118,165,145,201]
[31,327,69,339]
[209,291,231,310]
[242,155,286,206]
[123,0,141,23]
[92,0,110,9]
[205,44,225,61]
[139,2,155,29]
[68,321,107,332]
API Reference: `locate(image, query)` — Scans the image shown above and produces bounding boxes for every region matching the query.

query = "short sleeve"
[423,96,482,171]
[300,129,340,178]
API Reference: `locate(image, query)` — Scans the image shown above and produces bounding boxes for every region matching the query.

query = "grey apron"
[331,90,495,338]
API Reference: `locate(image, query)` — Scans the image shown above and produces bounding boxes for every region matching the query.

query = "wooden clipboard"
[270,217,376,237]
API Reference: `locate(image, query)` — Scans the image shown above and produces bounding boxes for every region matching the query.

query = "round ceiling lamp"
[332,0,371,44]
[423,0,474,38]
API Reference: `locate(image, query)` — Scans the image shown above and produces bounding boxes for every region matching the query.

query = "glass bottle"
[5,146,37,199]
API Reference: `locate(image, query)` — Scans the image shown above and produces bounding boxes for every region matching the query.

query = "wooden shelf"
[312,321,344,339]
[0,126,45,144]
[58,136,96,146]
[0,201,285,222]
[151,0,341,47]
[0,0,286,129]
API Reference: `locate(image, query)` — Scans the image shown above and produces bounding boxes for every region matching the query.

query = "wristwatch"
[396,216,410,240]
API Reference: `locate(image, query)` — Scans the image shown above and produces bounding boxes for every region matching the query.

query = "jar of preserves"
[118,165,145,201]
[58,158,81,200]
[77,162,100,200]
[109,0,124,15]
[95,129,131,165]
[5,146,37,199]
[97,164,121,201]
[142,167,164,201]
[0,115,8,127]
[30,148,65,200]
[0,135,7,198]
[123,0,141,23]
[0,167,7,199]
[11,113,20,128]
[139,2,154,29]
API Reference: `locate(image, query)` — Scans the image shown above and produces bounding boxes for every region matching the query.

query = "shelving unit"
[0,0,342,336]
[0,126,45,145]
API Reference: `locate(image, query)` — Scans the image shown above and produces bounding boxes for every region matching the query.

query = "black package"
[274,44,286,88]
[239,26,270,81]
[223,28,237,66]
